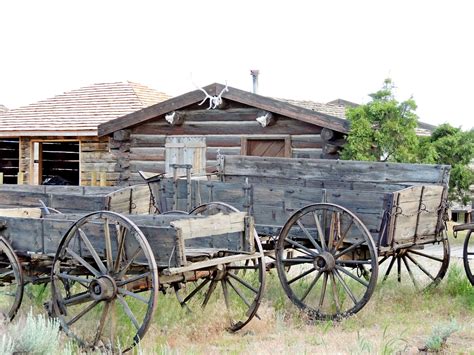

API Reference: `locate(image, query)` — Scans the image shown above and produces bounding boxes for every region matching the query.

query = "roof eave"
[98,83,350,136]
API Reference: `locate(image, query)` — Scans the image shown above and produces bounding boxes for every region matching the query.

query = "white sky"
[0,0,472,130]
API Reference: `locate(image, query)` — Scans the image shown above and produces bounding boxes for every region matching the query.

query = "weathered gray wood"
[221,156,450,185]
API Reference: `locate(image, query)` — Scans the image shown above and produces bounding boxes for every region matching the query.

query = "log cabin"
[98,83,350,185]
[0,82,169,185]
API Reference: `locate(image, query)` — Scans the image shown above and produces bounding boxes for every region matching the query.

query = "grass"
[1,262,473,354]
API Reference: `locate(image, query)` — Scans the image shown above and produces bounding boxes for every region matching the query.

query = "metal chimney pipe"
[250,70,259,94]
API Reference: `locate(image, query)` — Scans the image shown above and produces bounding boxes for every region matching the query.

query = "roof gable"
[0,81,170,137]
[98,83,350,136]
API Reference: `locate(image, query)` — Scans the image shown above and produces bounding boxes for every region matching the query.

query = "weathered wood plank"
[0,208,42,218]
[170,212,247,239]
[221,155,450,185]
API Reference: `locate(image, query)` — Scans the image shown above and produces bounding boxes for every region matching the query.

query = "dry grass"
[2,259,473,354]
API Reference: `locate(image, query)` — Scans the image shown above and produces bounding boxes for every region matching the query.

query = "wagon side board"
[384,185,447,247]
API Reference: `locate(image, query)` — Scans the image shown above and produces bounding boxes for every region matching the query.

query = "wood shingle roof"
[0,82,170,137]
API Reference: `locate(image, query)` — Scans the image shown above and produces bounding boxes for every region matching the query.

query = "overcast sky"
[0,1,472,130]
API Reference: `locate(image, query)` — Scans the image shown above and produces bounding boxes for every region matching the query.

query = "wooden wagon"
[0,204,265,351]
[0,183,153,214]
[144,155,452,320]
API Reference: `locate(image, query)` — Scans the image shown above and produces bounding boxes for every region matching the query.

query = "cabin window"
[241,136,291,157]
[165,136,206,175]
[0,138,19,184]
[31,141,80,185]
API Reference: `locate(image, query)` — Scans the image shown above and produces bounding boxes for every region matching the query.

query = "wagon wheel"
[176,202,266,331]
[276,203,378,320]
[463,230,474,285]
[50,211,159,352]
[0,236,23,321]
[379,235,450,291]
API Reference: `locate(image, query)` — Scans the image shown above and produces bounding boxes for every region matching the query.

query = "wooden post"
[99,172,107,187]
[0,172,3,185]
[17,172,24,185]
[91,171,97,186]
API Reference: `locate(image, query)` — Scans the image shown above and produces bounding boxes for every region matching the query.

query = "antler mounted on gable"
[194,82,229,110]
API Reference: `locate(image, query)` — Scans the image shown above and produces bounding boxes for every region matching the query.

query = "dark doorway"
[0,138,19,184]
[33,141,80,185]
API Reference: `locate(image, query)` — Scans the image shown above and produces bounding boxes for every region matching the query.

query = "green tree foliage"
[341,79,474,203]
[418,124,474,204]
[341,79,419,162]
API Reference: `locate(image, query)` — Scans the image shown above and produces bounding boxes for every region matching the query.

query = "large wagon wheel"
[379,236,450,291]
[174,202,265,331]
[464,230,474,285]
[0,236,23,321]
[50,211,158,352]
[276,203,378,320]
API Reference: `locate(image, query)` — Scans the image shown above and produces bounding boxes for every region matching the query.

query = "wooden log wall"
[108,107,346,186]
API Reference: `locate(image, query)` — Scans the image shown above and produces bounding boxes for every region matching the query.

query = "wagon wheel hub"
[314,252,336,272]
[89,275,117,301]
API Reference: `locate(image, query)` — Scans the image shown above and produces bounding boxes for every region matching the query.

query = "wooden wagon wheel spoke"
[288,267,317,285]
[58,273,92,285]
[330,272,341,314]
[50,211,158,353]
[297,219,323,252]
[117,294,140,330]
[382,255,397,281]
[401,255,419,291]
[312,212,326,251]
[114,226,127,273]
[335,265,369,288]
[226,278,253,310]
[65,247,100,277]
[116,271,151,287]
[201,278,219,308]
[117,288,149,303]
[333,269,358,305]
[284,238,318,257]
[103,219,113,272]
[406,249,445,263]
[318,273,328,309]
[178,279,211,306]
[67,300,100,326]
[281,256,314,265]
[63,291,92,306]
[227,271,259,294]
[0,237,23,321]
[300,270,323,302]
[77,229,107,275]
[277,203,378,320]
[334,240,365,259]
[405,253,436,281]
[94,300,112,347]
[117,247,143,279]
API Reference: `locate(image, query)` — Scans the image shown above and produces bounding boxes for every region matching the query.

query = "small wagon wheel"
[50,211,159,352]
[175,202,266,331]
[379,236,450,291]
[0,236,23,321]
[276,203,378,320]
[463,230,474,285]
